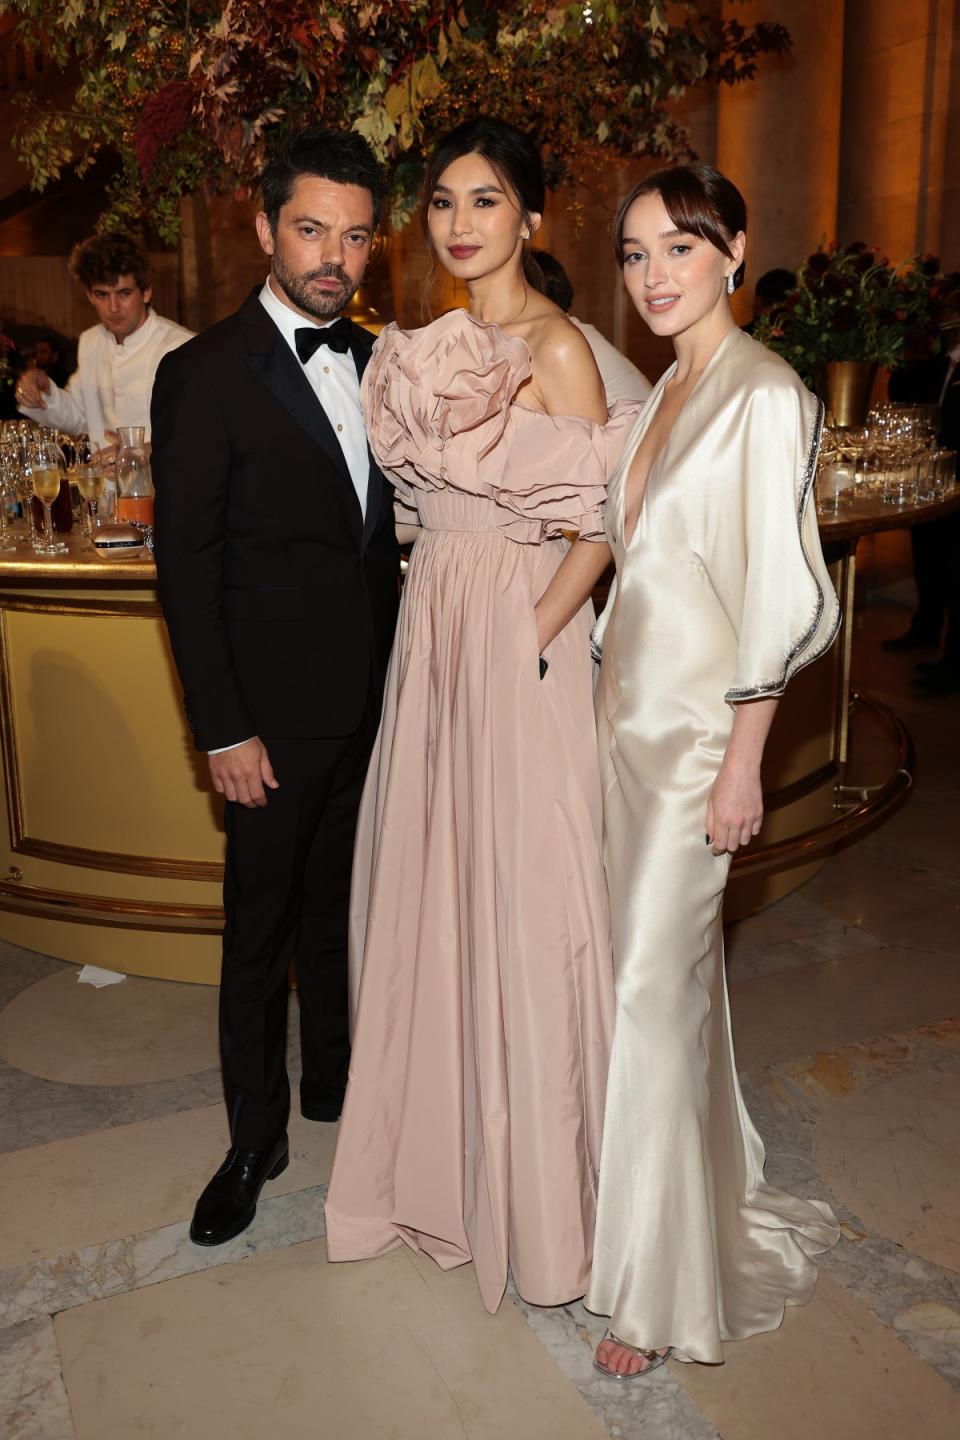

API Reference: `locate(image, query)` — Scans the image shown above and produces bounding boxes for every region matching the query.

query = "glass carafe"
[115,425,154,528]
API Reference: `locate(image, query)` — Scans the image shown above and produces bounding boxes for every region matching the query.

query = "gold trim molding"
[0,877,223,932]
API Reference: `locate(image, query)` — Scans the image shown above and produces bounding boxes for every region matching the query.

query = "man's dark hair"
[69,232,151,292]
[36,334,61,355]
[530,250,574,312]
[260,127,387,231]
[754,268,797,305]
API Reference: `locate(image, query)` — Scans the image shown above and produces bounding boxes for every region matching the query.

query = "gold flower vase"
[814,361,878,428]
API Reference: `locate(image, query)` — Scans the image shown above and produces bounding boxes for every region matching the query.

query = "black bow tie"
[295,317,353,364]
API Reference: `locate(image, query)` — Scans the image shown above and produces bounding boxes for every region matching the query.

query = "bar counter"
[0,492,955,979]
[0,536,224,981]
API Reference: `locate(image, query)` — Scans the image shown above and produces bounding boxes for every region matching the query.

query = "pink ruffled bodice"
[361,308,638,542]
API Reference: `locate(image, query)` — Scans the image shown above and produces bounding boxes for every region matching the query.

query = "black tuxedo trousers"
[221,713,376,1150]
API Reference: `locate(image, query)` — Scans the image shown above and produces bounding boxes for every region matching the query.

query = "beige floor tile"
[729,945,960,1071]
[0,970,218,1085]
[814,1070,960,1273]
[799,860,959,953]
[0,1106,335,1268]
[673,1274,960,1440]
[56,1240,608,1440]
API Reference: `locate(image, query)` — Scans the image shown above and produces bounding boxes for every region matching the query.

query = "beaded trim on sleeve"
[723,395,840,703]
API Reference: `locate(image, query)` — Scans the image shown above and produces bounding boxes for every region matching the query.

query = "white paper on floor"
[77,965,127,988]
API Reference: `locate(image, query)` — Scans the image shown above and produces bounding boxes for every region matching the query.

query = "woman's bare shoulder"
[521,307,595,370]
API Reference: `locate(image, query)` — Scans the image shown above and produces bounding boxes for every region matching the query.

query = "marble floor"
[2,534,959,1439]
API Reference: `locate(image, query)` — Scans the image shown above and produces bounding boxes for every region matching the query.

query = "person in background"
[15,232,192,449]
[746,267,797,332]
[885,316,960,694]
[31,335,71,390]
[533,248,652,405]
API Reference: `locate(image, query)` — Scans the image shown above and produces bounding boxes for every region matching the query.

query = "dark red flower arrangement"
[754,240,960,380]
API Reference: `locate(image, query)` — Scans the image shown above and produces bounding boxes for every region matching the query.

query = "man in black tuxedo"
[152,129,399,1245]
[885,327,960,694]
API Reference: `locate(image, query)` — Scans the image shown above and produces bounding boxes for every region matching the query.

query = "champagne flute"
[74,439,104,544]
[26,435,68,555]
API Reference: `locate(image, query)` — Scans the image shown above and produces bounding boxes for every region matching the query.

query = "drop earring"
[726,273,735,295]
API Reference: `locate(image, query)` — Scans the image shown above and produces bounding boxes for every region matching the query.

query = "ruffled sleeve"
[722,377,840,702]
[361,314,529,493]
[497,401,640,540]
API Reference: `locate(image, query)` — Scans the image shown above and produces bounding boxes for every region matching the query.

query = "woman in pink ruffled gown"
[325,119,636,1313]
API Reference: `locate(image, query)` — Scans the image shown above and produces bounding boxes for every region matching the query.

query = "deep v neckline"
[620,327,739,551]
[620,377,672,550]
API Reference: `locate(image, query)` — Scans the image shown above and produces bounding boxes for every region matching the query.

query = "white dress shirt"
[209,280,370,756]
[18,310,193,445]
[570,317,652,407]
[258,277,369,517]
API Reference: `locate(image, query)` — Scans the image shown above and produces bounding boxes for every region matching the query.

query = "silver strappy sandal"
[593,1329,671,1380]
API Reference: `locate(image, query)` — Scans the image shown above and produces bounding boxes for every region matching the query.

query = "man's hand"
[16,369,52,410]
[208,737,279,808]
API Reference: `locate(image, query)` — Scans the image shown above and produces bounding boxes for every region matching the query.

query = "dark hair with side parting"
[69,232,151,292]
[420,117,546,289]
[259,126,388,231]
[613,163,748,291]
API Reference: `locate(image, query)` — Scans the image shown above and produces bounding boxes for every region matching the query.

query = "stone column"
[716,0,846,322]
[839,0,958,265]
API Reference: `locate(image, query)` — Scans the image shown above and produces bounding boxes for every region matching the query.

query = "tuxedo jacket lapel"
[240,296,362,534]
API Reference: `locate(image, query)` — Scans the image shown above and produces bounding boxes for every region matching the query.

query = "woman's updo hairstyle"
[420,117,547,289]
[613,163,747,292]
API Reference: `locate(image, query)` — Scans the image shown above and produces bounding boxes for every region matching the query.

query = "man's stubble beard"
[272,250,359,321]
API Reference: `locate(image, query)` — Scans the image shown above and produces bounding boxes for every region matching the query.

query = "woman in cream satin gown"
[588,165,841,1375]
[326,119,637,1314]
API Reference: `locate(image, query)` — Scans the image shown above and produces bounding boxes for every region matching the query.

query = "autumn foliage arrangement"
[753,242,960,380]
[0,0,790,241]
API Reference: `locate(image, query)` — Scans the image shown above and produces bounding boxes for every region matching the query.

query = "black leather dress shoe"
[300,1093,344,1123]
[881,627,940,652]
[189,1134,289,1247]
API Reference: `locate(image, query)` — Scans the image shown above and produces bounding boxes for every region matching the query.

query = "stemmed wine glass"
[25,433,68,555]
[0,446,19,552]
[73,439,104,545]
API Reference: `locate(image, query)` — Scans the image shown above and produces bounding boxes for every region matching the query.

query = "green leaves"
[5,0,793,238]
